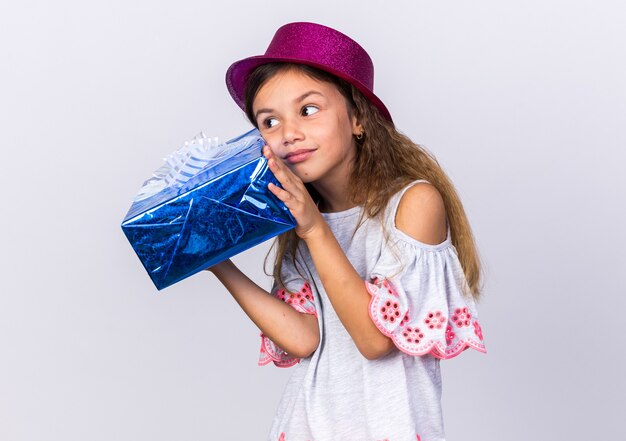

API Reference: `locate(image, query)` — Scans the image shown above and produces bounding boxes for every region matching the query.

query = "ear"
[350,113,363,136]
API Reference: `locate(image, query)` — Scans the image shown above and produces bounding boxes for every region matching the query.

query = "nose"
[281,117,304,146]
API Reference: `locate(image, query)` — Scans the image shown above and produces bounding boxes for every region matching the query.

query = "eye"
[262,117,279,129]
[301,105,319,117]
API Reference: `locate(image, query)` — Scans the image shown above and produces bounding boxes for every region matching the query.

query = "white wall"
[1,1,624,439]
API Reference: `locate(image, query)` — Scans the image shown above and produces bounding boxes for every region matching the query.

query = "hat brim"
[226,55,393,123]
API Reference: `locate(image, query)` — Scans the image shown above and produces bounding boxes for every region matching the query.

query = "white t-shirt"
[258,180,487,441]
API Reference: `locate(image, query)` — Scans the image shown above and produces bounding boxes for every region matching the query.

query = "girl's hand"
[263,145,326,241]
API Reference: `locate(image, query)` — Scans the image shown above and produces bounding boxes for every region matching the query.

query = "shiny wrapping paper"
[121,129,296,290]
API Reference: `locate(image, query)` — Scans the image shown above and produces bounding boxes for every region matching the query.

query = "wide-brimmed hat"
[225,22,392,122]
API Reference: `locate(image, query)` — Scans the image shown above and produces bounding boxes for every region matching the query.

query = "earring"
[356,131,364,140]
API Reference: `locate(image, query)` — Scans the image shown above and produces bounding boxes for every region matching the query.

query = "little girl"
[209,22,486,441]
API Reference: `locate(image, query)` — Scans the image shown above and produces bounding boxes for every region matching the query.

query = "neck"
[312,178,355,213]
[310,141,357,213]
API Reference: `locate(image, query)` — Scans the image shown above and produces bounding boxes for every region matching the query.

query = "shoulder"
[394,182,448,245]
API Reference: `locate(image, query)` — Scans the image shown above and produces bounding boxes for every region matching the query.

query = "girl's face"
[252,69,361,186]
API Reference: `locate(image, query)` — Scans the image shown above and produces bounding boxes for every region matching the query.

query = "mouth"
[284,149,316,164]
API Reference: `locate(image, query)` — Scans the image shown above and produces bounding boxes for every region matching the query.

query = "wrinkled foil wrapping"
[121,128,296,290]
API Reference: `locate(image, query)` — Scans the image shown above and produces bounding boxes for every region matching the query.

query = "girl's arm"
[263,147,394,360]
[303,226,395,360]
[264,147,447,360]
[303,185,447,360]
[208,259,320,358]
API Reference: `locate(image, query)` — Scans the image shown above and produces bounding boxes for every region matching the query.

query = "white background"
[1,1,625,440]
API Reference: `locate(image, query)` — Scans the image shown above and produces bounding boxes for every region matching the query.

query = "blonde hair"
[244,63,484,301]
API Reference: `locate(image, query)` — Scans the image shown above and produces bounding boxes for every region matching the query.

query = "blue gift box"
[121,128,296,290]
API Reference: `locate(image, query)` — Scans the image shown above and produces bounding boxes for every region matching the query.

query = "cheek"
[318,118,347,141]
[332,118,356,147]
[260,132,282,152]
[334,112,354,138]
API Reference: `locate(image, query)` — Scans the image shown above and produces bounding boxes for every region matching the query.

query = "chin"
[295,173,317,184]
[286,165,319,183]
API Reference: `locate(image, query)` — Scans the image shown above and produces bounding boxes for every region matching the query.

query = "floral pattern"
[451,307,472,327]
[365,277,486,359]
[259,282,318,368]
[445,324,456,345]
[275,282,315,309]
[473,320,483,340]
[402,326,424,344]
[400,312,410,326]
[380,299,402,323]
[424,310,446,329]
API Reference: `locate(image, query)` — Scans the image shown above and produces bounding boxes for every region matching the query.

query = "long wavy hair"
[244,63,484,300]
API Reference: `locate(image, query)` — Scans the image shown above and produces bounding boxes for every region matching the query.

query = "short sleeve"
[258,251,318,368]
[365,231,486,360]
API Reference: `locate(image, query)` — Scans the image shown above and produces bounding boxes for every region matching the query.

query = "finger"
[268,157,297,188]
[268,182,294,204]
[263,147,305,197]
[263,146,290,174]
[263,145,283,168]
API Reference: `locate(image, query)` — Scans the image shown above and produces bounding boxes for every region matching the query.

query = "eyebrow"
[254,90,324,120]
